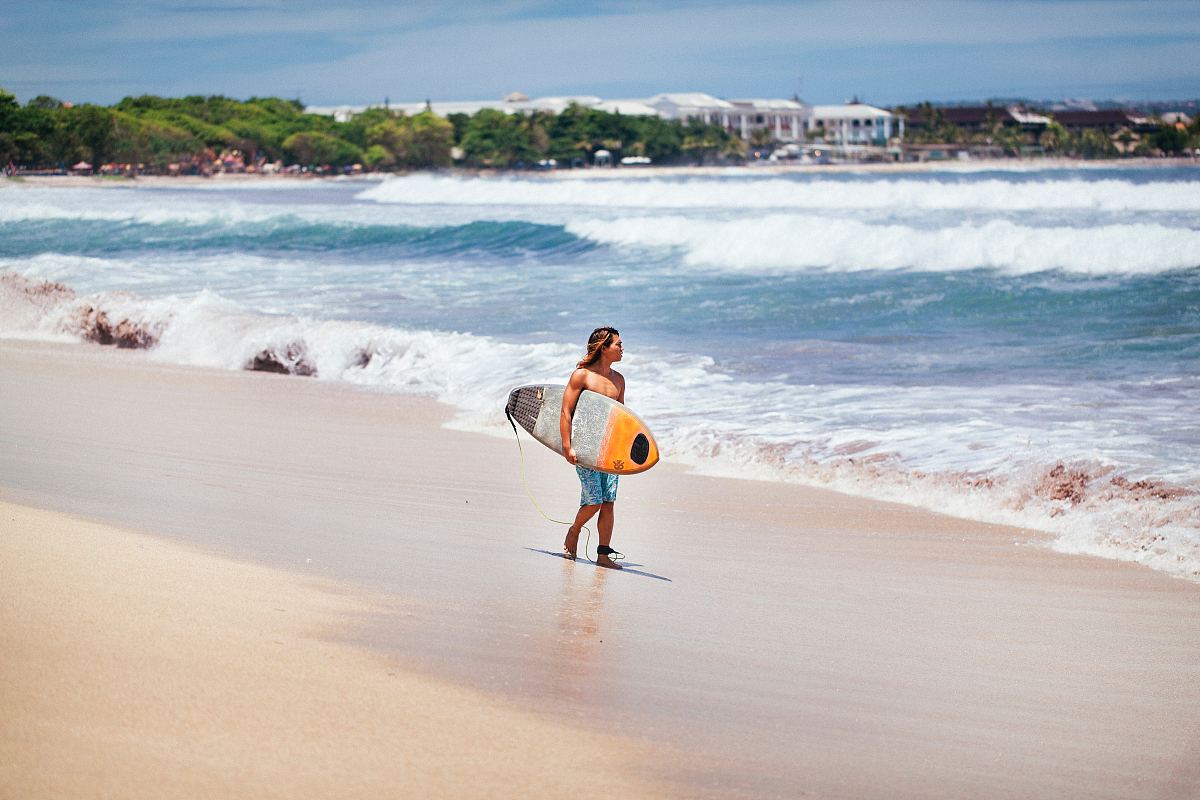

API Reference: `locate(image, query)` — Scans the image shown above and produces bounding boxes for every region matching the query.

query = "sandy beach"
[0,502,661,799]
[2,338,1199,798]
[5,155,1197,189]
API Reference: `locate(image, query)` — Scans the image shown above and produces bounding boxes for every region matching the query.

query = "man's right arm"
[560,370,586,464]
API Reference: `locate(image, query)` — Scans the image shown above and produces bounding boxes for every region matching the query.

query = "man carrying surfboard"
[561,326,625,569]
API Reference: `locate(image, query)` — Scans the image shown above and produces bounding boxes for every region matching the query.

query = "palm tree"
[749,126,775,150]
[1039,120,1069,154]
[721,136,747,162]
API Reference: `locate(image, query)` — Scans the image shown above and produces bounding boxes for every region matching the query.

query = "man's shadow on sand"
[524,548,672,582]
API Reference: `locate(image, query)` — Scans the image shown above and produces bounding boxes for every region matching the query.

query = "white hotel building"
[639,93,808,142]
[806,103,904,145]
[308,92,900,146]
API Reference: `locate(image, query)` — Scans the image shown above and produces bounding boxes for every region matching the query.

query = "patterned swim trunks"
[576,465,619,506]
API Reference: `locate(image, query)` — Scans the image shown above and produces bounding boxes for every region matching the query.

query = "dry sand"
[0,502,664,800]
[2,338,1199,798]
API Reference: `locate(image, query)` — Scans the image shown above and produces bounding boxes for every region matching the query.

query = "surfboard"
[505,384,659,475]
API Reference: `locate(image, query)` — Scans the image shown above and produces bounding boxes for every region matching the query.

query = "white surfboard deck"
[505,384,658,475]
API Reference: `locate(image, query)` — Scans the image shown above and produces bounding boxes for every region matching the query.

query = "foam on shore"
[3,271,1197,581]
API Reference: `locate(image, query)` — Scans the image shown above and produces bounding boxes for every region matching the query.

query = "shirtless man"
[561,326,625,569]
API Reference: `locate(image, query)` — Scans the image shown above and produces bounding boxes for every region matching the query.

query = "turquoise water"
[2,166,1198,576]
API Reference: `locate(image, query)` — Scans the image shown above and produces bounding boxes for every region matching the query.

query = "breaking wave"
[4,214,1197,278]
[1,214,591,261]
[7,175,1200,278]
[358,172,1200,212]
[3,271,1197,581]
[567,215,1200,275]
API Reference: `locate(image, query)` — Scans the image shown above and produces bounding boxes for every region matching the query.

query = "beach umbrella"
[72,161,92,171]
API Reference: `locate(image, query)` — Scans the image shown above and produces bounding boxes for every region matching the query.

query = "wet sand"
[0,502,664,799]
[1,338,1198,798]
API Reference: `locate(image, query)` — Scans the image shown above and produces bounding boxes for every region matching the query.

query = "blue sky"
[2,1,1198,106]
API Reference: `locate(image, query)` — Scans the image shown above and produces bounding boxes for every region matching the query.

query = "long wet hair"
[577,326,619,368]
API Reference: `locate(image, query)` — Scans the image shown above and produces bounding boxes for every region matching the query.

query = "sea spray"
[3,272,1197,579]
[565,216,1200,274]
[358,173,1200,212]
[2,167,1198,580]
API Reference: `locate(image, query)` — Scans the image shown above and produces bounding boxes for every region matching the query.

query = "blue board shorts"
[577,465,619,506]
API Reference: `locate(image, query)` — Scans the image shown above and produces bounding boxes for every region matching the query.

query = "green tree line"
[0,89,743,173]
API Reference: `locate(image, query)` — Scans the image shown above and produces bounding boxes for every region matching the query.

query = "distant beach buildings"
[637,94,809,143]
[806,103,903,145]
[304,93,1195,161]
[306,92,903,148]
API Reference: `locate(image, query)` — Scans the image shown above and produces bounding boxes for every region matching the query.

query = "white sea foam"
[359,173,1200,212]
[4,171,1198,579]
[0,185,405,228]
[0,193,267,226]
[7,181,1199,282]
[566,215,1200,275]
[3,273,1197,581]
[16,205,1196,279]
[0,184,574,235]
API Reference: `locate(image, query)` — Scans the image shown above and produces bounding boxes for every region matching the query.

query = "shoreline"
[2,338,1199,798]
[5,155,1198,188]
[3,257,1196,583]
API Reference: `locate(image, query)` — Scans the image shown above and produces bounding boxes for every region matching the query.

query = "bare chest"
[582,371,622,400]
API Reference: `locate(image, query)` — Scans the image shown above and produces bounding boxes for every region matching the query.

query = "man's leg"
[564,503,601,558]
[595,502,621,569]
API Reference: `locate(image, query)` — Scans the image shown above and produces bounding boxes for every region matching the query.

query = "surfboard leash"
[505,410,596,563]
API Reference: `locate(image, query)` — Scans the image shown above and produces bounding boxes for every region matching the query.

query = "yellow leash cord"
[506,411,593,562]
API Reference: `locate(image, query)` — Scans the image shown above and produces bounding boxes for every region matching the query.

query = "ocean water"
[2,166,1198,579]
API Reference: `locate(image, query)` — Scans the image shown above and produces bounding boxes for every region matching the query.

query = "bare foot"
[563,527,579,560]
[595,554,623,570]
